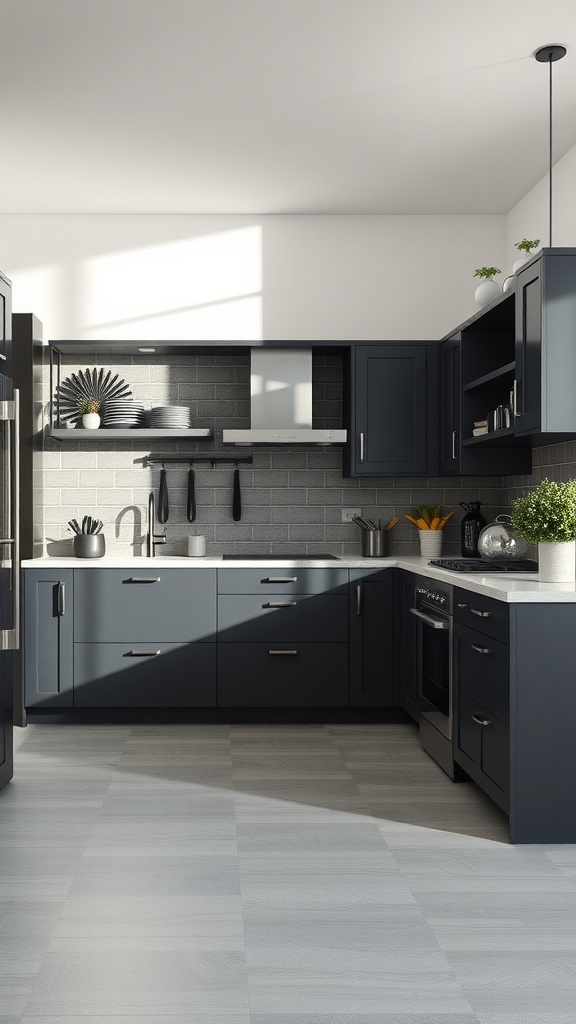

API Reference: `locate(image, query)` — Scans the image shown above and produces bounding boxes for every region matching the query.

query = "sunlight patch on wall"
[81,226,263,341]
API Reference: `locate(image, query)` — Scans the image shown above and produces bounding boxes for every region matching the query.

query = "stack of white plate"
[146,405,191,429]
[102,400,145,428]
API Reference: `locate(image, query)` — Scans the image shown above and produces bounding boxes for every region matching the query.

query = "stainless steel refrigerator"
[0,271,16,789]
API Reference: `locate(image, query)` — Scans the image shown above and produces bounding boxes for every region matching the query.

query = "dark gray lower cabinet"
[24,569,74,708]
[396,570,418,721]
[218,643,348,707]
[74,643,216,707]
[349,569,395,706]
[454,619,510,813]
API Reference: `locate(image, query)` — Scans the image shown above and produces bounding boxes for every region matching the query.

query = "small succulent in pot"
[77,397,101,429]
[404,504,453,531]
[76,398,101,416]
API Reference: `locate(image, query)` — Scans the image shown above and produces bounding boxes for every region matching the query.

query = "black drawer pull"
[471,643,492,655]
[470,607,492,618]
[266,601,297,608]
[471,713,492,727]
[127,577,161,583]
[268,649,298,655]
[266,577,297,583]
[128,649,161,656]
[457,602,468,609]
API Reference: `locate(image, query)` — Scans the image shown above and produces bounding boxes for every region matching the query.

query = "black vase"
[460,501,486,558]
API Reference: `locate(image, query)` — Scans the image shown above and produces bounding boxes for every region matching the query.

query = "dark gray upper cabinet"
[348,569,395,706]
[439,335,461,475]
[0,271,12,373]
[23,569,74,708]
[514,249,576,435]
[344,343,438,477]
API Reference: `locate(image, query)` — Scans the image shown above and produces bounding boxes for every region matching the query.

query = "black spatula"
[187,467,197,523]
[232,466,241,522]
[158,467,169,523]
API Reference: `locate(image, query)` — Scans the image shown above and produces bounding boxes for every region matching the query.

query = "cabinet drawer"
[217,568,348,595]
[74,642,216,707]
[456,623,509,722]
[218,643,348,707]
[218,593,348,643]
[457,692,509,799]
[454,588,509,643]
[74,569,217,642]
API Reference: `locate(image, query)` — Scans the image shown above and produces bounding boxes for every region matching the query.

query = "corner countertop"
[20,554,576,604]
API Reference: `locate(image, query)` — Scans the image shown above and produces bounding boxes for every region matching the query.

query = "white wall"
[505,142,576,268]
[0,214,505,343]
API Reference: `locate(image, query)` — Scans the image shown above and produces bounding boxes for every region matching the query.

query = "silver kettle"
[477,514,530,560]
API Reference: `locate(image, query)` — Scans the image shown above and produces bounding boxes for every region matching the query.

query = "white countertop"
[20,553,576,603]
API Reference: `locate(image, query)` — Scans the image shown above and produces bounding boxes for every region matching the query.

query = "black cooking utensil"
[187,467,197,523]
[68,519,80,535]
[82,515,88,534]
[158,467,169,523]
[232,465,242,522]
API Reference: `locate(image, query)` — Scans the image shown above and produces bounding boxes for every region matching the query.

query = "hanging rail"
[144,455,253,467]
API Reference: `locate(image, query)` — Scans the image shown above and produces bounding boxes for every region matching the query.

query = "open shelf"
[462,362,515,392]
[50,428,213,441]
[462,427,527,448]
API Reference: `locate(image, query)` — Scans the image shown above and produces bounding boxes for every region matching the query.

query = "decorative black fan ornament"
[55,368,132,424]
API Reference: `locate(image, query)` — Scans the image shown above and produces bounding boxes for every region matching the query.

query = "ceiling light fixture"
[534,44,567,246]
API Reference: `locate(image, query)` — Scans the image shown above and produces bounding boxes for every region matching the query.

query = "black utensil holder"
[73,534,106,558]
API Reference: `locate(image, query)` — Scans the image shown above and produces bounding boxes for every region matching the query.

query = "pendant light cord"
[549,52,553,247]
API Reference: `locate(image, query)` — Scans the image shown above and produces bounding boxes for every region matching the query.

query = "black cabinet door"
[346,345,431,476]
[349,570,395,707]
[0,651,13,789]
[439,336,461,475]
[0,272,12,374]
[515,260,542,435]
[395,570,418,721]
[23,570,74,708]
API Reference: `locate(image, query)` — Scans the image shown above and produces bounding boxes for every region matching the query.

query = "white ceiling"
[1,0,575,214]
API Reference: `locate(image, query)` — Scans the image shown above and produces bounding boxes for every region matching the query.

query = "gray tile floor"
[1,721,575,1022]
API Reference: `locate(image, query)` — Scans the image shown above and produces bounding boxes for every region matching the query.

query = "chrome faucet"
[146,492,167,557]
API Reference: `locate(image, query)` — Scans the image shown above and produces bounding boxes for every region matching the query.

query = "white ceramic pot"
[82,413,101,429]
[474,278,501,308]
[512,254,532,274]
[419,530,443,559]
[502,275,514,293]
[538,540,576,583]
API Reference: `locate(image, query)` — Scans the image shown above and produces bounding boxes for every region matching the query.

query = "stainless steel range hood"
[222,349,347,445]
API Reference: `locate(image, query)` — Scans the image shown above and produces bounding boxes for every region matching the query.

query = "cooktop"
[429,558,538,573]
[221,553,340,560]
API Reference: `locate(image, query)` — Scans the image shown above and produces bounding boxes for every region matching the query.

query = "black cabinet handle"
[57,581,65,616]
[471,713,492,727]
[356,583,362,616]
[471,643,492,655]
[266,601,297,608]
[452,430,458,460]
[470,608,492,618]
[128,649,161,656]
[359,432,365,463]
[457,602,468,609]
[268,650,298,656]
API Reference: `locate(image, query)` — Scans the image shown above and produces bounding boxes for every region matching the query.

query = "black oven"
[410,576,456,778]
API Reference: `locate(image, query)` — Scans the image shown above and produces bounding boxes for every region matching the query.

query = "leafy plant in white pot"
[404,504,453,559]
[512,478,576,583]
[473,266,501,308]
[512,237,540,274]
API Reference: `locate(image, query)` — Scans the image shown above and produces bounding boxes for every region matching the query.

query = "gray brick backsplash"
[39,351,538,556]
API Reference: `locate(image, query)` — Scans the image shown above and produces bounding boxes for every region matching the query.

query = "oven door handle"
[409,607,449,630]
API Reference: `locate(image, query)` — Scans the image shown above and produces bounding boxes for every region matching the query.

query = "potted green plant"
[512,478,576,582]
[473,266,501,308]
[513,238,540,273]
[77,397,101,429]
